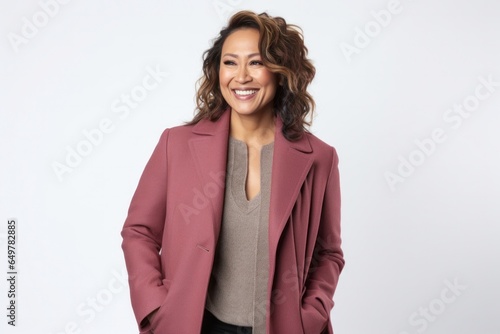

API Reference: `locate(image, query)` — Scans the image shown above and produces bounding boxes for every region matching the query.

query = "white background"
[1,0,499,333]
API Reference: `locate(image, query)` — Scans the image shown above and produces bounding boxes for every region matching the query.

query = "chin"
[231,108,258,115]
[229,104,273,117]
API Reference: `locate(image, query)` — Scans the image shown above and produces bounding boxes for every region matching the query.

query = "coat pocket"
[299,300,329,334]
[149,279,172,331]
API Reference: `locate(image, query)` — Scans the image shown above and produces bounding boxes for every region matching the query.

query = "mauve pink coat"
[121,109,344,334]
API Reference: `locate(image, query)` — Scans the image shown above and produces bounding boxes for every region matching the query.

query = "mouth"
[232,89,258,100]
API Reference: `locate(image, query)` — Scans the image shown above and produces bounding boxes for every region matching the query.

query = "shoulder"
[156,122,196,143]
[158,114,226,142]
[304,132,339,165]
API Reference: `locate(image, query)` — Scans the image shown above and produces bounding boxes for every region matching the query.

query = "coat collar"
[192,108,312,153]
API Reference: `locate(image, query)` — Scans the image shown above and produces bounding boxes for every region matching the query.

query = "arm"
[301,147,345,333]
[121,129,170,332]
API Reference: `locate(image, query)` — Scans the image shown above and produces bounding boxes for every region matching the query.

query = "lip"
[231,88,259,101]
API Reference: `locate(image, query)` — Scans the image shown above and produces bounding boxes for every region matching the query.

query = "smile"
[232,89,258,100]
[234,89,257,95]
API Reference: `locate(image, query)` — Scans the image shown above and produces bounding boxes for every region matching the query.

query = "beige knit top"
[205,136,274,334]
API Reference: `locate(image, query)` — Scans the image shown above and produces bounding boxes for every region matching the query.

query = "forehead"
[222,28,260,53]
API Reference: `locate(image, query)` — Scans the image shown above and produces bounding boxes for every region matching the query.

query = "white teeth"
[234,89,257,96]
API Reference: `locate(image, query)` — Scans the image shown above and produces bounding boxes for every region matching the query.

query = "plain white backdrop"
[1,0,499,333]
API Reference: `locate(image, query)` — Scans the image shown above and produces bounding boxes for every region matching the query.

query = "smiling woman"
[218,28,278,120]
[189,11,316,141]
[121,10,344,334]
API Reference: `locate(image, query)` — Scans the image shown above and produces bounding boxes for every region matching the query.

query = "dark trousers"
[201,309,253,334]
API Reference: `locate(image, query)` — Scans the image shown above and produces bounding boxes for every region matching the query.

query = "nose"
[235,65,251,83]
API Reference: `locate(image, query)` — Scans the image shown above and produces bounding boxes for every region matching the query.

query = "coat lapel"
[268,116,313,277]
[189,110,231,241]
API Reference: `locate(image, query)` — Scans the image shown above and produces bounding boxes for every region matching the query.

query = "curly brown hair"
[187,10,316,141]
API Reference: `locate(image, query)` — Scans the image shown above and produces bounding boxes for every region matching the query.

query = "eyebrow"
[222,53,261,58]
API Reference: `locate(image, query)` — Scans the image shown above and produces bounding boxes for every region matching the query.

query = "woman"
[121,10,344,334]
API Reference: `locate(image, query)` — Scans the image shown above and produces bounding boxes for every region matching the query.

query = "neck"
[230,109,276,146]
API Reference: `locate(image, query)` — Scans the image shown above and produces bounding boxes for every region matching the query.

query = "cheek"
[219,68,230,87]
[218,71,231,101]
[260,70,277,88]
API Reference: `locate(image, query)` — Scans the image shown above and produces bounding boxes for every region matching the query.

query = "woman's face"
[219,28,278,118]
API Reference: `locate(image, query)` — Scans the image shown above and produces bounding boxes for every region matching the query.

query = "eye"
[223,60,236,66]
[250,60,264,66]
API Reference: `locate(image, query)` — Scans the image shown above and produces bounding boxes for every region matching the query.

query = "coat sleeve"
[121,129,170,332]
[301,146,345,334]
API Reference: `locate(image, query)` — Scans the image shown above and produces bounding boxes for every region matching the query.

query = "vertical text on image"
[6,218,18,326]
